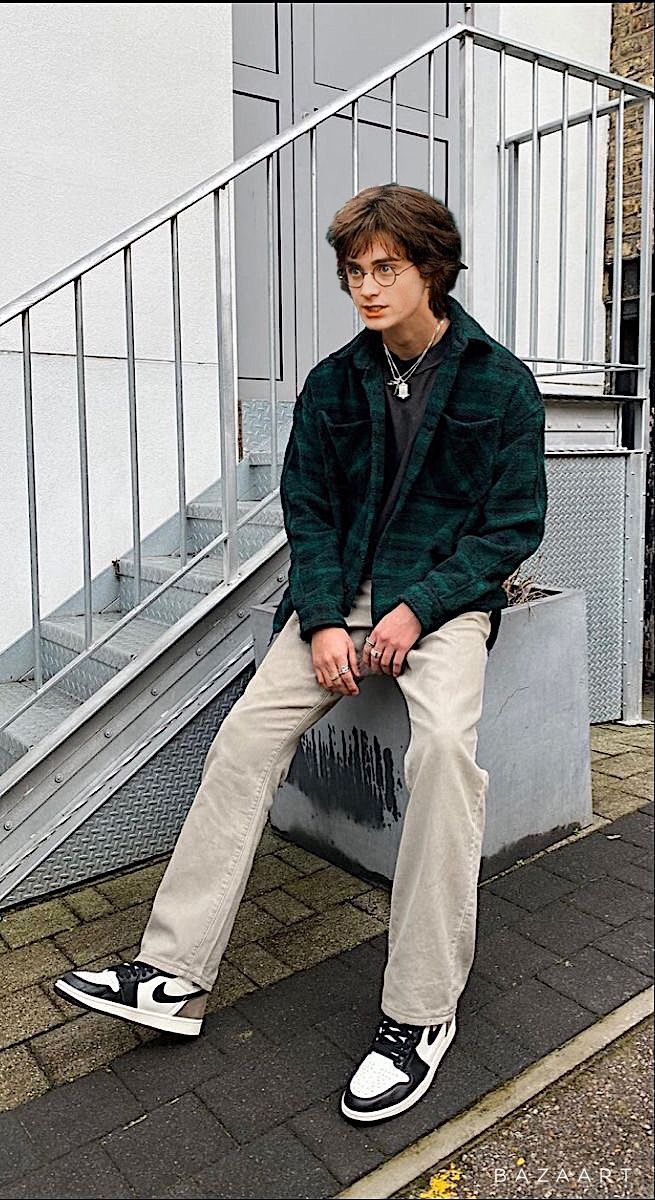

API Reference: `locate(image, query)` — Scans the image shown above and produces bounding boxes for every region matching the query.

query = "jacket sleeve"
[279,378,348,642]
[398,374,548,634]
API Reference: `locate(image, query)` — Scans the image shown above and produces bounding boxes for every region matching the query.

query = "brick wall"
[604,3,654,685]
[605,2,653,261]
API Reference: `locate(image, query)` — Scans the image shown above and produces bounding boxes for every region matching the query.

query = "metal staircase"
[0,440,288,778]
[0,22,651,909]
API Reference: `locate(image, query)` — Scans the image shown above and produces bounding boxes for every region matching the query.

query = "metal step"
[40,614,169,702]
[186,497,284,557]
[0,680,79,770]
[117,554,223,623]
[118,530,284,623]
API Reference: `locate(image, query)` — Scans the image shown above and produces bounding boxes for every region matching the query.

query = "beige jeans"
[139,577,491,1025]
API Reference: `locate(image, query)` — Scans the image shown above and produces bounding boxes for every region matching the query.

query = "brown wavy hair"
[325,184,467,318]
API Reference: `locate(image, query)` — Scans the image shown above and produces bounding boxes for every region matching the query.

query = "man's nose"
[360,272,380,298]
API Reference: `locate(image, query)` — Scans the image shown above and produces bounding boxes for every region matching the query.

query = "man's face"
[343,238,433,335]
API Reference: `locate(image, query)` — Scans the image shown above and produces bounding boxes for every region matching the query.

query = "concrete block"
[252,588,594,883]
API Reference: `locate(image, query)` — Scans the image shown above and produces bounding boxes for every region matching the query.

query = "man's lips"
[362,305,388,314]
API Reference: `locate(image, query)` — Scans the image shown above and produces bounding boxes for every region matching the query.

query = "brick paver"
[0,710,650,1198]
[0,1046,49,1110]
[0,900,79,949]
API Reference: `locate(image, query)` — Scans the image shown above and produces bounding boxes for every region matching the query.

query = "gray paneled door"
[232,3,464,401]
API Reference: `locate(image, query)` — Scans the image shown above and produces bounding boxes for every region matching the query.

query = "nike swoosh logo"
[151,981,205,1005]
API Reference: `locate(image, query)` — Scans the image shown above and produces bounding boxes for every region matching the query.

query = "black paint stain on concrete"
[287,722,403,828]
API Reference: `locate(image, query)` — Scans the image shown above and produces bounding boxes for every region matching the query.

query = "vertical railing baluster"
[610,90,625,369]
[266,154,279,490]
[529,58,541,363]
[497,47,507,343]
[428,50,435,195]
[123,245,141,606]
[310,125,319,364]
[557,68,570,372]
[351,99,359,195]
[506,141,519,352]
[390,74,397,182]
[459,32,475,311]
[22,309,42,690]
[214,184,240,585]
[583,78,598,366]
[74,277,92,646]
[170,215,187,568]
[351,100,360,337]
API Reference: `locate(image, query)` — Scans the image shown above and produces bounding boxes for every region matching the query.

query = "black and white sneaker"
[53,960,207,1036]
[340,1012,457,1123]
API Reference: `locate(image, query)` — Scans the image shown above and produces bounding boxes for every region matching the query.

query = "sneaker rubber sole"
[53,978,203,1036]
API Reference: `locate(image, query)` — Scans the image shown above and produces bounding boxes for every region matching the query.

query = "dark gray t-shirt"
[361,325,453,576]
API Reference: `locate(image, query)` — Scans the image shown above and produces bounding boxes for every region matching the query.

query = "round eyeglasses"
[339,263,416,289]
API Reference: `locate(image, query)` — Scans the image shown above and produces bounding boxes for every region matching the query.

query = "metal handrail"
[1,21,652,747]
[0,24,650,330]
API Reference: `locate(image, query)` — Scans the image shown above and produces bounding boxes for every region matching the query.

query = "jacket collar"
[332,296,493,550]
[333,294,494,371]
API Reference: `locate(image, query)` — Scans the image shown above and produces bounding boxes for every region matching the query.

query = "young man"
[55,184,547,1124]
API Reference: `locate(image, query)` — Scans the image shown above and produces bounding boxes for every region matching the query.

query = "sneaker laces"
[115,960,162,983]
[372,1015,423,1067]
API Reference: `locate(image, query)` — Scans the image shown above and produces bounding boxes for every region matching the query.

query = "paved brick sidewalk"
[0,699,652,1198]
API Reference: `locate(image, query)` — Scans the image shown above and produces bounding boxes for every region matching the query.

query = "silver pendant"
[395,380,409,399]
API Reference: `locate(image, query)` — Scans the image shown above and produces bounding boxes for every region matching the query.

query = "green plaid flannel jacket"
[270,294,547,651]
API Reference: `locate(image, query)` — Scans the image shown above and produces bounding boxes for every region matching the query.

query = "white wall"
[0,3,233,660]
[469,3,612,391]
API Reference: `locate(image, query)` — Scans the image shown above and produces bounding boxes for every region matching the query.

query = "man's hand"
[361,603,422,677]
[311,628,361,695]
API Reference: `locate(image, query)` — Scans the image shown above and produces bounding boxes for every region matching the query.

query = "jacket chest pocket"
[416,412,500,502]
[319,414,372,497]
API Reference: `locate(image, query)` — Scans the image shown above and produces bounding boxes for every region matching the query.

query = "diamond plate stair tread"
[186,496,284,523]
[119,554,223,593]
[0,680,80,759]
[40,614,169,668]
[248,451,287,465]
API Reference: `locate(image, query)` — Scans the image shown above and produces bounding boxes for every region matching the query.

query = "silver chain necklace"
[383,317,445,400]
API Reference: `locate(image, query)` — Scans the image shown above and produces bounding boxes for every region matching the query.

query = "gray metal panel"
[523,454,626,722]
[232,4,296,403]
[232,3,278,72]
[311,3,451,112]
[3,668,254,907]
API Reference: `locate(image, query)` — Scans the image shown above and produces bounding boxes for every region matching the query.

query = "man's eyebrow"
[345,255,402,265]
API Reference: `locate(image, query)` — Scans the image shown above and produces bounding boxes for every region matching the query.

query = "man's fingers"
[349,643,360,681]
